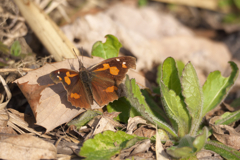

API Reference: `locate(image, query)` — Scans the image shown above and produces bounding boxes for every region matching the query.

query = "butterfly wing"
[50,69,91,109]
[89,56,136,106]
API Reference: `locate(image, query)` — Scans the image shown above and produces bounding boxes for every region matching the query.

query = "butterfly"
[49,56,136,109]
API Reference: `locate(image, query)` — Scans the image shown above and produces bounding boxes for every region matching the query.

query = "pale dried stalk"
[153,0,218,11]
[13,0,79,61]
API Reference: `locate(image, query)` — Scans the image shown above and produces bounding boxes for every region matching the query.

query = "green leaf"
[161,57,182,95]
[141,89,169,122]
[202,61,239,116]
[157,59,184,85]
[10,41,21,56]
[215,110,240,125]
[79,130,145,160]
[160,82,190,137]
[193,127,208,152]
[160,57,190,137]
[166,135,195,158]
[181,62,203,136]
[106,97,140,123]
[205,141,240,160]
[124,75,178,138]
[91,34,122,59]
[176,60,185,78]
[167,128,207,159]
[67,110,101,129]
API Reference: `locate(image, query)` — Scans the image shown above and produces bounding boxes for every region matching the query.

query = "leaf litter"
[1,0,240,159]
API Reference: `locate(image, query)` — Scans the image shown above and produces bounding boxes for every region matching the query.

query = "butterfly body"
[50,56,136,109]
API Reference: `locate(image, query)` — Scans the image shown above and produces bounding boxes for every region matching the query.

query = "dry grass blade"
[0,75,12,111]
[6,109,49,138]
[13,0,78,61]
[153,0,218,11]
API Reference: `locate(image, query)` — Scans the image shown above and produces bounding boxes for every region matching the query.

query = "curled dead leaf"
[212,124,240,150]
[126,116,147,134]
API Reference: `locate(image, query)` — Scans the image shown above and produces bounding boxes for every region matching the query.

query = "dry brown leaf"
[196,149,223,160]
[133,125,156,138]
[92,112,124,135]
[102,111,121,119]
[130,139,151,155]
[0,134,57,160]
[57,154,71,160]
[126,116,147,134]
[211,124,240,150]
[92,117,116,135]
[120,139,153,159]
[14,56,148,133]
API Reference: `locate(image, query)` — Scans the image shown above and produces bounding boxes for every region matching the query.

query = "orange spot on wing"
[71,93,81,99]
[58,76,62,81]
[94,63,119,75]
[109,66,119,75]
[104,86,118,93]
[64,77,71,85]
[122,63,127,68]
[94,63,110,72]
[64,71,78,85]
[66,71,78,77]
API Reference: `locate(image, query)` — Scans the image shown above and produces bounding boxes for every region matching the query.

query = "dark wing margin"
[49,69,91,109]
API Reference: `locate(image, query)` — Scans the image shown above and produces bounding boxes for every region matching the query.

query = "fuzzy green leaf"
[166,135,195,158]
[181,62,203,136]
[176,60,185,78]
[160,57,190,137]
[167,128,207,159]
[106,97,140,123]
[156,60,184,85]
[124,75,178,138]
[91,34,122,59]
[79,130,145,160]
[205,141,240,160]
[67,110,101,129]
[160,82,190,137]
[215,110,240,125]
[193,127,208,152]
[161,57,182,95]
[202,61,239,116]
[141,89,169,122]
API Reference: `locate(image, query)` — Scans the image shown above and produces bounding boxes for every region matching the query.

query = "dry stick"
[153,0,218,11]
[0,68,33,72]
[13,0,79,61]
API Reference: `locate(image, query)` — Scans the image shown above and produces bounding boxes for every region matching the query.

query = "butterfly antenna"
[80,47,84,63]
[72,48,83,70]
